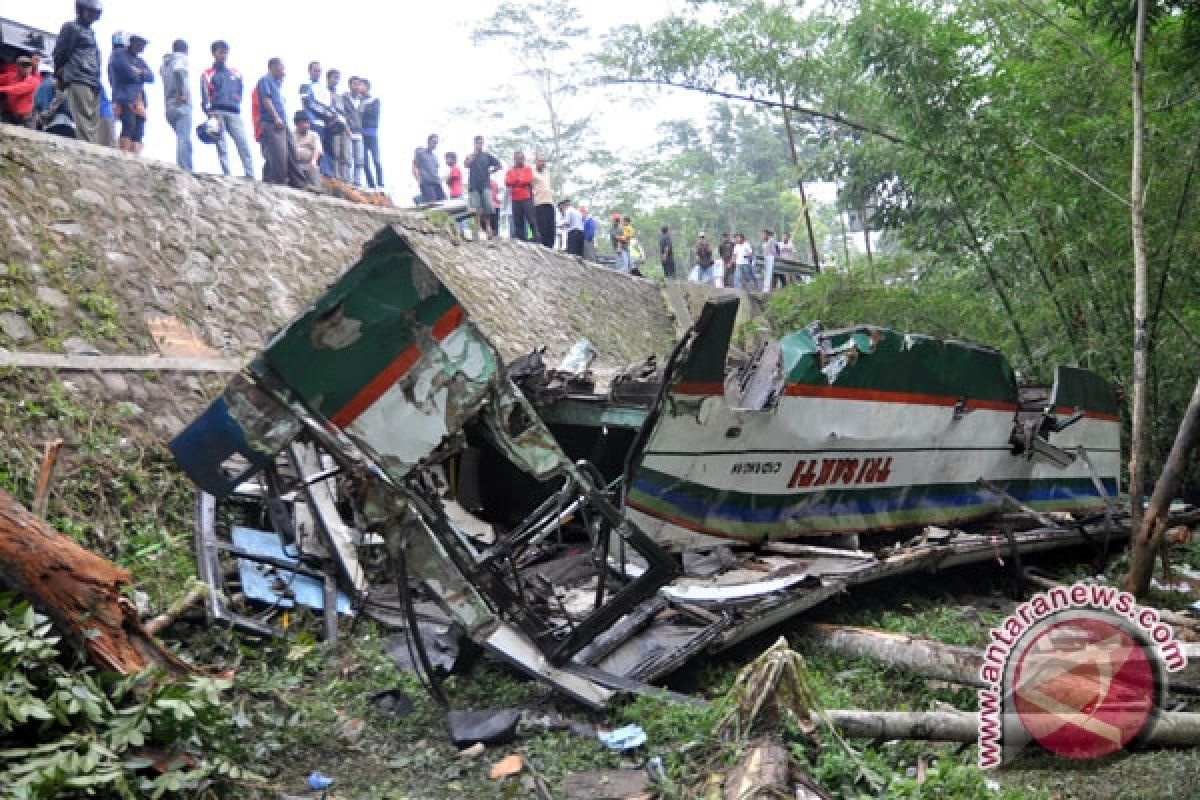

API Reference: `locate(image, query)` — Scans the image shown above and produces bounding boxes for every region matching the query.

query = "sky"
[10,0,719,201]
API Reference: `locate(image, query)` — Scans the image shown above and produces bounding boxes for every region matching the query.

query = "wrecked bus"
[170,224,1126,706]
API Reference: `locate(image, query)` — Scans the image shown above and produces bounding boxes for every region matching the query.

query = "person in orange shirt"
[504,150,538,242]
[0,56,41,127]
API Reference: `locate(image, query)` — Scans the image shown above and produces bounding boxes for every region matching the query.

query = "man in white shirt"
[761,229,778,293]
[733,233,758,291]
[559,199,584,256]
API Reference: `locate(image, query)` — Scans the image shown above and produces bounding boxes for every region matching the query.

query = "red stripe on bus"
[329,305,464,428]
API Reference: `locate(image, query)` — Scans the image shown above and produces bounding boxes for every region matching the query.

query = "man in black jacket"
[52,0,103,143]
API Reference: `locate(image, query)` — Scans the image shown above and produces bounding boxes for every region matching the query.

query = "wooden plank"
[0,353,241,372]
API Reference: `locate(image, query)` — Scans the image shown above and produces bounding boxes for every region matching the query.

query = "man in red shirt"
[0,56,41,127]
[504,150,537,242]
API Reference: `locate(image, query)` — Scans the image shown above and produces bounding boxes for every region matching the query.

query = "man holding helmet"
[51,0,103,143]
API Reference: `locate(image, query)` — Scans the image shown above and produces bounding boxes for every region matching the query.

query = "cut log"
[0,488,190,675]
[822,709,1200,746]
[802,623,984,688]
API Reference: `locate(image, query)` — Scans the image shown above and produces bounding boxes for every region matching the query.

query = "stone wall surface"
[0,126,681,433]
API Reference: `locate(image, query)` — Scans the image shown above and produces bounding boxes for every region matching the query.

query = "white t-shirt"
[734,242,754,265]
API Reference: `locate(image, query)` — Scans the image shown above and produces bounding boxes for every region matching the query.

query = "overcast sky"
[13,0,718,200]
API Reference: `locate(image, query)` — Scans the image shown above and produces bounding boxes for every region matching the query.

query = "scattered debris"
[488,753,524,780]
[368,688,415,718]
[306,771,335,791]
[597,724,647,751]
[447,709,521,748]
[458,742,486,760]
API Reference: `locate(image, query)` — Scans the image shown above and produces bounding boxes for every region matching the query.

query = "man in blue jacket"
[109,33,154,155]
[200,40,254,179]
[51,0,103,144]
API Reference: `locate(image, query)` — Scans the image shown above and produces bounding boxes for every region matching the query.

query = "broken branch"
[144,584,209,636]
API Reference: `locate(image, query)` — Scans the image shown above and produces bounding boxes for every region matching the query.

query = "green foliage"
[0,595,259,799]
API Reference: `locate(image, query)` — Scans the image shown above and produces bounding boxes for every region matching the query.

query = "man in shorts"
[464,135,502,237]
[110,33,153,154]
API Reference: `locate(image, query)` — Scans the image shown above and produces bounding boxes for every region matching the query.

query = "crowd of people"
[3,2,801,294]
[685,230,798,292]
[406,130,801,292]
[1,1,386,192]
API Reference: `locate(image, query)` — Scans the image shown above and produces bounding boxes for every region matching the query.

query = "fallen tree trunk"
[0,488,190,675]
[803,623,984,688]
[821,710,980,742]
[1126,375,1200,596]
[820,710,1200,745]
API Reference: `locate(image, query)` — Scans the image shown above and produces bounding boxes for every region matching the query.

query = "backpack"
[250,84,263,142]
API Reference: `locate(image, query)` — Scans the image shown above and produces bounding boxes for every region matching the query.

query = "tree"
[471,1,592,195]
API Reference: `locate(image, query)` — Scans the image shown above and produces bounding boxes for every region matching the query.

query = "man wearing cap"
[34,59,58,121]
[52,0,103,143]
[110,34,154,155]
[160,40,192,171]
[0,56,41,127]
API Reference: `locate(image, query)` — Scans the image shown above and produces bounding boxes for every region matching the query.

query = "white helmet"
[111,31,128,48]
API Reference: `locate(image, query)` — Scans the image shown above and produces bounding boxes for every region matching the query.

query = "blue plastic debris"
[232,527,353,615]
[307,771,335,790]
[598,724,647,751]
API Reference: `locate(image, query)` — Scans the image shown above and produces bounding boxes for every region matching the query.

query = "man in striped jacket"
[200,40,254,179]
